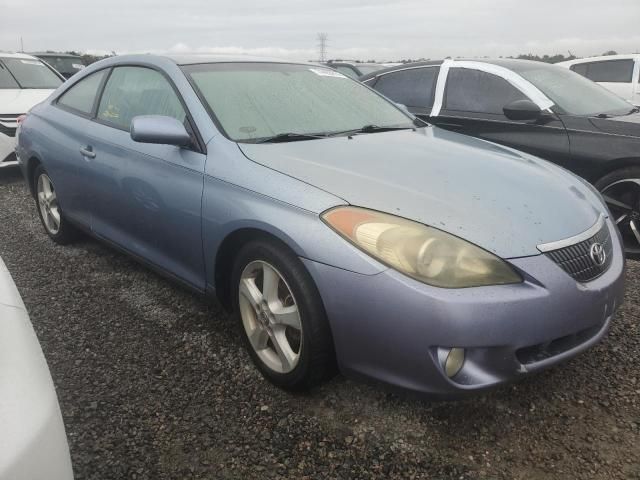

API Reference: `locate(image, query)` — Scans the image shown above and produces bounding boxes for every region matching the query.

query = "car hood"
[239,127,605,258]
[589,111,640,137]
[0,89,53,115]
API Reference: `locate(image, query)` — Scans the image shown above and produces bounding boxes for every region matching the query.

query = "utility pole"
[317,33,328,62]
[20,37,24,53]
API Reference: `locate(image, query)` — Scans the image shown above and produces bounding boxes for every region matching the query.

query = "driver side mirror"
[130,115,191,147]
[503,99,543,121]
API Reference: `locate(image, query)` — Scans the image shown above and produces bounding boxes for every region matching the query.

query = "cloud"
[1,0,639,60]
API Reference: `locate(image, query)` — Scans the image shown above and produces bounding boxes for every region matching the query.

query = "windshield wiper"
[329,124,415,137]
[596,106,639,118]
[253,132,329,143]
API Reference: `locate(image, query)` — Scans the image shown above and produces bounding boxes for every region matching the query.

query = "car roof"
[163,54,312,66]
[557,54,640,66]
[328,61,384,67]
[466,58,559,69]
[358,60,444,80]
[359,58,575,82]
[31,52,82,59]
[0,52,40,61]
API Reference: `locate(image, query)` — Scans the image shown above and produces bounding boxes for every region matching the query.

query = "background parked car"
[361,59,640,257]
[0,256,74,480]
[0,52,64,168]
[558,54,640,106]
[33,52,87,79]
[325,60,388,79]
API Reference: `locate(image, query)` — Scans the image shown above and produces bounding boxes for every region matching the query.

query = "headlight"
[322,206,522,288]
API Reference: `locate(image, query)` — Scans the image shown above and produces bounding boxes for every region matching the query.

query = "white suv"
[558,54,640,106]
[0,53,64,168]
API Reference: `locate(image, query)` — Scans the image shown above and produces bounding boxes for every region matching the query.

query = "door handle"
[79,146,96,158]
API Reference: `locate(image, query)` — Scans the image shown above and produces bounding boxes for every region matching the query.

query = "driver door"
[87,66,206,289]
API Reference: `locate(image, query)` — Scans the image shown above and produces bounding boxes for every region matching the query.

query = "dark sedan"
[361,59,640,257]
[325,61,389,79]
[32,53,87,79]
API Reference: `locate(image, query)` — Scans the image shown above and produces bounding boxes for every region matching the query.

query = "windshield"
[39,56,85,74]
[183,62,413,142]
[511,63,631,116]
[0,58,63,89]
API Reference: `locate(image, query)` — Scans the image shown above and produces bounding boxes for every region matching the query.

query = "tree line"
[57,50,621,66]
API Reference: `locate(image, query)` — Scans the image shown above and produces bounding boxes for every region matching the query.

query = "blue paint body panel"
[16,54,626,397]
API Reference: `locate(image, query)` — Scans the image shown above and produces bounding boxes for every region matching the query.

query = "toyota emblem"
[589,243,606,267]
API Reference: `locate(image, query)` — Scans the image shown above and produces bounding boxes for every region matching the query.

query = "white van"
[558,54,640,106]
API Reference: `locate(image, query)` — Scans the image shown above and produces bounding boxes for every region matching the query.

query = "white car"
[558,54,640,106]
[0,256,73,479]
[0,53,64,168]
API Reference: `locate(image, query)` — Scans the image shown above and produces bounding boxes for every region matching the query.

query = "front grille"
[0,123,16,138]
[516,320,605,365]
[0,114,20,138]
[2,152,16,164]
[544,220,612,282]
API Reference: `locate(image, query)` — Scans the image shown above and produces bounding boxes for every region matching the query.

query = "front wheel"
[596,166,640,259]
[231,239,336,390]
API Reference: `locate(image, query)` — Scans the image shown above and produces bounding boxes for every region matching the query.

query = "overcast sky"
[1,0,639,61]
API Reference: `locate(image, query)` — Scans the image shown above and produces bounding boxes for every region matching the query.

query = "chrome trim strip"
[537,214,606,253]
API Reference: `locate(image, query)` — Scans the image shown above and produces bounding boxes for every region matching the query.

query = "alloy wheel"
[238,260,303,374]
[601,178,640,256]
[37,173,61,235]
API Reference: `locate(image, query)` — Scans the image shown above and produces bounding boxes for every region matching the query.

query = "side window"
[444,68,528,115]
[335,66,359,79]
[570,63,589,77]
[584,60,634,83]
[373,67,439,108]
[57,69,108,114]
[97,66,186,130]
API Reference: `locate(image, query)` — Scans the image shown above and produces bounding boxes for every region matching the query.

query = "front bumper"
[303,219,625,397]
[0,131,18,168]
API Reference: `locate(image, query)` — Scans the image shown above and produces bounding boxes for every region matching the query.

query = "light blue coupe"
[17,55,625,396]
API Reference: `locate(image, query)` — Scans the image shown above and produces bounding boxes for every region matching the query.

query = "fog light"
[445,348,465,378]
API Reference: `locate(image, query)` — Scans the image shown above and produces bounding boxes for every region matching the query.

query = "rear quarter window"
[57,69,108,114]
[373,67,439,108]
[580,59,634,83]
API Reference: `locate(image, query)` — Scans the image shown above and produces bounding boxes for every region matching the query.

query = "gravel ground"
[1,167,639,480]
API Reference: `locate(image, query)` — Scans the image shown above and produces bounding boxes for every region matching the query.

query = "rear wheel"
[596,166,640,259]
[34,165,78,244]
[231,239,336,390]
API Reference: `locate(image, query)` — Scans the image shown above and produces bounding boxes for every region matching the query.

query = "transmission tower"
[317,33,328,62]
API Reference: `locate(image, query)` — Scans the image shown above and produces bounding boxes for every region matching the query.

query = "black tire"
[231,238,336,390]
[33,165,79,245]
[594,166,640,259]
